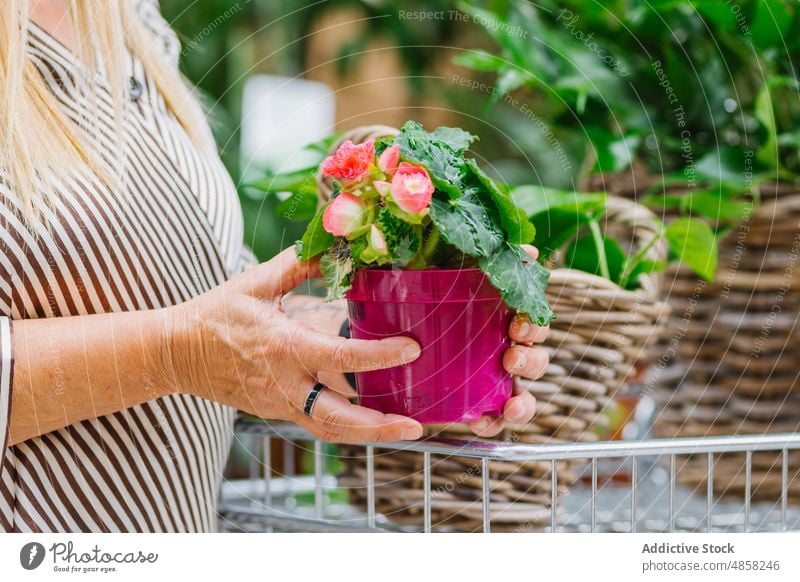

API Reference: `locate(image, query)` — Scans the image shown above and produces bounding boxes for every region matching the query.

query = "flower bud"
[373,180,392,198]
[377,144,400,176]
[369,224,388,255]
[322,193,368,237]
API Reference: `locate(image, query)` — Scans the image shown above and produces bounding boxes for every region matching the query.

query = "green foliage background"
[161,0,460,259]
[161,0,799,261]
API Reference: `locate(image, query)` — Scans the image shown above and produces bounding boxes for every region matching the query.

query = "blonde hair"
[0,0,212,221]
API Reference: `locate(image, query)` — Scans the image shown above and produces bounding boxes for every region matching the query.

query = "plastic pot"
[346,268,512,423]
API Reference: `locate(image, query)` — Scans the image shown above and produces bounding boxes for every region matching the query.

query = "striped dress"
[0,1,253,532]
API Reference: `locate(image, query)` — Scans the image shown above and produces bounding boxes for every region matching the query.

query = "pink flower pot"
[346,268,513,424]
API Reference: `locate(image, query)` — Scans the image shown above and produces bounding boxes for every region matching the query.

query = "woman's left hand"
[468,244,549,437]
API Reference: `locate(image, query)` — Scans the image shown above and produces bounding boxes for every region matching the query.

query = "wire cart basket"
[218,418,800,533]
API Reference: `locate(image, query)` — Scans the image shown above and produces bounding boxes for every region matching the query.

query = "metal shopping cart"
[218,418,800,533]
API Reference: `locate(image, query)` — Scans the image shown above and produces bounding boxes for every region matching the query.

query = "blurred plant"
[163,0,477,259]
[240,134,345,260]
[752,75,800,178]
[162,0,255,175]
[246,134,340,223]
[323,0,460,95]
[454,0,800,190]
[164,0,466,176]
[512,186,718,287]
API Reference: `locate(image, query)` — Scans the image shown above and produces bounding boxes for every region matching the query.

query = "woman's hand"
[165,248,424,444]
[469,244,550,437]
[281,295,354,396]
[273,245,550,440]
[282,296,548,437]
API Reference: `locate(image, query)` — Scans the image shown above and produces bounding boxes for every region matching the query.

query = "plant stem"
[407,225,440,270]
[618,225,664,289]
[420,227,440,264]
[588,219,610,280]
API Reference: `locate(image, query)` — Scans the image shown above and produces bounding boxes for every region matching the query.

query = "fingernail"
[401,426,423,440]
[401,343,421,362]
[514,352,527,370]
[518,321,531,338]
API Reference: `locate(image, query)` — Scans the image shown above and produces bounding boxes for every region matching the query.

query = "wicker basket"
[338,256,669,531]
[584,165,800,501]
[651,188,800,502]
[317,128,669,530]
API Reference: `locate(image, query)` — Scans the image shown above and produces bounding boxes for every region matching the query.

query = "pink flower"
[377,144,400,176]
[372,180,392,198]
[369,225,388,254]
[390,162,434,215]
[323,193,368,237]
[320,139,375,184]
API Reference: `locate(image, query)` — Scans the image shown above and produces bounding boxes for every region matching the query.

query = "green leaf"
[429,191,503,258]
[755,76,800,172]
[640,193,686,211]
[511,185,606,218]
[511,186,606,260]
[755,78,781,169]
[275,189,319,222]
[431,126,477,152]
[680,190,754,222]
[750,0,795,50]
[458,1,555,79]
[377,208,421,265]
[393,121,467,198]
[625,258,665,290]
[453,50,507,73]
[588,130,641,174]
[465,159,535,244]
[643,188,753,223]
[531,209,589,261]
[479,244,554,326]
[777,130,800,147]
[295,202,334,261]
[694,0,742,32]
[245,165,320,202]
[565,235,628,284]
[492,67,530,101]
[695,148,753,189]
[665,218,718,281]
[245,134,336,195]
[355,236,388,265]
[305,133,342,155]
[319,245,353,301]
[349,237,369,265]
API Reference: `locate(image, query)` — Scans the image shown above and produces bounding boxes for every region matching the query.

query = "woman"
[0,0,550,532]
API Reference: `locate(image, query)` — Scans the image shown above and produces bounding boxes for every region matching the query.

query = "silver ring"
[303,382,325,417]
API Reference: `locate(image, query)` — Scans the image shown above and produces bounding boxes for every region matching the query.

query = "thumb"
[287,323,421,373]
[230,247,322,298]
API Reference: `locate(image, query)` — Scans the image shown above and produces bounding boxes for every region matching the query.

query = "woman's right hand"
[162,248,424,444]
